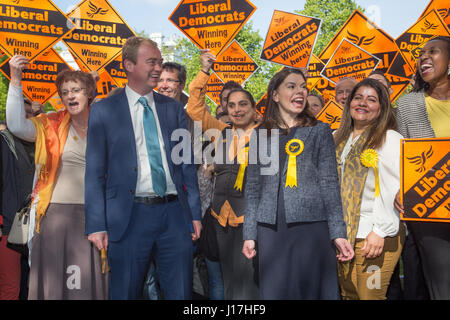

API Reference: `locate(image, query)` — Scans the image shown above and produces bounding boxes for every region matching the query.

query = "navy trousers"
[108,200,193,300]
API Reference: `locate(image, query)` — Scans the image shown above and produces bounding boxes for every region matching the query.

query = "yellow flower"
[360,149,378,168]
[360,149,380,197]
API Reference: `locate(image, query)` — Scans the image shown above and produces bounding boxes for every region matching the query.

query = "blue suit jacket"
[84,88,201,242]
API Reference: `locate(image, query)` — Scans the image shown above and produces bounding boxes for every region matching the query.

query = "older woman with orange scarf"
[6,55,108,300]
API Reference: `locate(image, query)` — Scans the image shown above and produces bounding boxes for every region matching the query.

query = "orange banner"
[0,48,71,104]
[306,54,325,90]
[385,73,411,103]
[0,0,75,62]
[319,10,412,79]
[47,94,64,111]
[420,0,450,29]
[260,10,321,68]
[169,0,256,56]
[315,100,342,130]
[321,38,380,85]
[212,40,258,85]
[62,0,136,71]
[206,72,224,106]
[401,138,450,223]
[312,77,336,105]
[104,53,126,87]
[255,92,267,117]
[95,69,116,99]
[395,9,450,71]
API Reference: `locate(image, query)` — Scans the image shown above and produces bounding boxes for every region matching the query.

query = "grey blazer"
[243,122,347,241]
[396,90,436,139]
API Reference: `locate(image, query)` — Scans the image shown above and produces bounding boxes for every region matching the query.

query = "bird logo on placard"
[421,19,438,33]
[325,113,340,125]
[341,46,353,54]
[346,31,375,47]
[437,8,450,20]
[407,146,433,173]
[274,16,286,27]
[87,1,109,18]
[12,0,33,4]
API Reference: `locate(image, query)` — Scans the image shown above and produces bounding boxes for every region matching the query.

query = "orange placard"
[212,40,258,85]
[420,0,450,29]
[319,10,400,74]
[0,48,4,59]
[0,0,75,62]
[307,54,325,90]
[95,69,116,99]
[47,94,65,111]
[260,10,321,68]
[62,0,136,71]
[205,72,224,106]
[401,138,450,223]
[385,73,411,103]
[104,53,126,87]
[315,100,342,130]
[385,50,414,79]
[395,9,450,71]
[169,0,256,56]
[68,48,90,72]
[321,38,380,85]
[0,48,71,104]
[318,9,413,79]
[255,92,267,116]
[312,77,335,104]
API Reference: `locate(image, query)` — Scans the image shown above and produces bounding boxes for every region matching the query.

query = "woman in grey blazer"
[242,68,354,299]
[394,36,450,300]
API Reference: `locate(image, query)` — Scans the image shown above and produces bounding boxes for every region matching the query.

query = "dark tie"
[138,97,167,197]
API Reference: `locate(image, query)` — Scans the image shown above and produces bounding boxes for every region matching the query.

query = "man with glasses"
[157,62,188,106]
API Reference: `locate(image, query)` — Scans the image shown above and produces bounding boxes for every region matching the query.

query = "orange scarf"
[30,110,70,233]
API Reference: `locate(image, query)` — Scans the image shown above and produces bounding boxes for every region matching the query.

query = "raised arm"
[5,55,37,142]
[186,49,228,133]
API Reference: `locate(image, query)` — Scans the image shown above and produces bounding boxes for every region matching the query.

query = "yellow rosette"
[234,147,249,192]
[360,149,380,197]
[285,139,304,188]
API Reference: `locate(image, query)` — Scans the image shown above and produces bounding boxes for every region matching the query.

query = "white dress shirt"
[125,85,177,197]
[340,129,403,239]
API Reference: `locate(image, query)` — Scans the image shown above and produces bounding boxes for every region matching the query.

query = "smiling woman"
[242,68,353,300]
[334,78,404,300]
[395,36,450,300]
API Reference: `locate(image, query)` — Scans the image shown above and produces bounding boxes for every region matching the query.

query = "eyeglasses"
[158,78,180,84]
[61,87,86,97]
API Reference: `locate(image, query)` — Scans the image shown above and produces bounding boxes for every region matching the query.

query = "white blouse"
[340,130,403,239]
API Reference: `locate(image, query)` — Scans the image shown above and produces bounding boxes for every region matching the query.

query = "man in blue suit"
[85,36,202,300]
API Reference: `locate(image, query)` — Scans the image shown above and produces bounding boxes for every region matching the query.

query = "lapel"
[282,125,313,175]
[115,89,137,163]
[153,92,172,163]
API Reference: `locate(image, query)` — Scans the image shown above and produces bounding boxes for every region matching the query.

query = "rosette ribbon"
[360,149,380,197]
[234,147,249,192]
[285,139,304,188]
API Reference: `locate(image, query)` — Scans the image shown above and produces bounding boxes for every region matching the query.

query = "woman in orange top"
[187,49,260,299]
[6,55,108,300]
